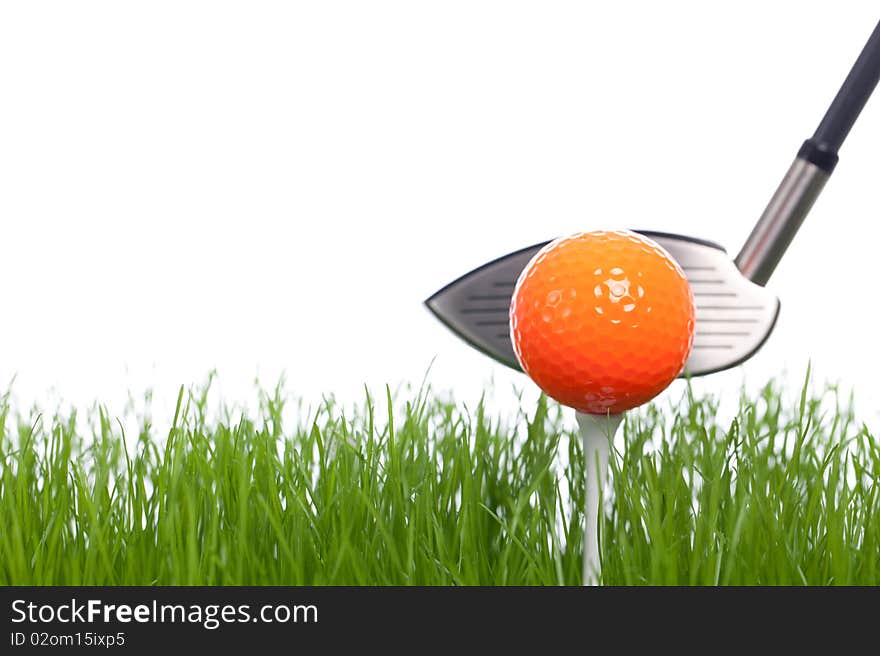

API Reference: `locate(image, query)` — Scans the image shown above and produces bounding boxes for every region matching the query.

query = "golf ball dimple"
[510,230,695,414]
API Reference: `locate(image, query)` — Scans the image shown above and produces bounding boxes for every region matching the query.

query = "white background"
[1,1,879,423]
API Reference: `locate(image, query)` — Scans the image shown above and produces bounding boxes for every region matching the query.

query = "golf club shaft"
[735,17,880,286]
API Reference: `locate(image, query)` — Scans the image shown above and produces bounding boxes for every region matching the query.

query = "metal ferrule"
[734,157,829,286]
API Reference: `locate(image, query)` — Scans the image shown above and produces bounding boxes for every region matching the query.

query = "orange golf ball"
[510,230,695,415]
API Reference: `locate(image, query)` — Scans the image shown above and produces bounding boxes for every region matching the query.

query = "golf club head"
[425,231,780,377]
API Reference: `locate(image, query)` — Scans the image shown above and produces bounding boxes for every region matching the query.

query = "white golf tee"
[576,411,624,586]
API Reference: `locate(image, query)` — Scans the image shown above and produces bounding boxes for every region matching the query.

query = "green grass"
[1,375,879,585]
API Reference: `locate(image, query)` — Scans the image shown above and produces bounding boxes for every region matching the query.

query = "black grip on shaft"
[797,138,839,173]
[808,18,880,170]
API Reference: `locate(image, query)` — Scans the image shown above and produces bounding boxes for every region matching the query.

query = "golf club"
[426,16,880,586]
[426,17,880,378]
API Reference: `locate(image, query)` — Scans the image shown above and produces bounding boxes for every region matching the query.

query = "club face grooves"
[424,241,550,371]
[425,232,780,377]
